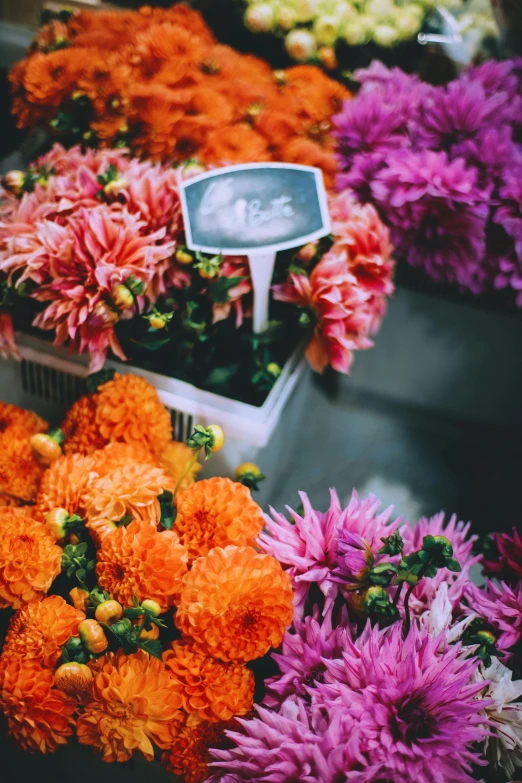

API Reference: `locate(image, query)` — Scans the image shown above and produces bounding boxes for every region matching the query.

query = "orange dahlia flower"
[84,462,175,538]
[96,519,188,611]
[0,658,76,753]
[0,509,62,608]
[91,441,158,476]
[95,373,172,458]
[162,716,238,783]
[160,441,201,492]
[0,441,44,507]
[174,478,264,562]
[163,641,254,723]
[61,395,104,455]
[2,595,85,667]
[175,546,293,663]
[22,49,85,108]
[0,402,48,438]
[77,650,185,762]
[35,453,97,520]
[202,123,270,165]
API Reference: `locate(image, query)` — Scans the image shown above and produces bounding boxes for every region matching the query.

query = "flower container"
[0,331,308,494]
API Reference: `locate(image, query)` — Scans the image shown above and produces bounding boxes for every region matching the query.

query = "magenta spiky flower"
[259,489,398,616]
[465,580,522,653]
[264,611,351,708]
[319,622,489,783]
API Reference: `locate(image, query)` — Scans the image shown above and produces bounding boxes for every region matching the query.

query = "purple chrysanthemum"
[414,79,513,150]
[465,580,522,653]
[333,90,409,165]
[370,150,489,291]
[451,126,520,188]
[319,623,489,783]
[334,59,522,302]
[208,699,328,783]
[264,611,351,708]
[259,490,398,617]
[212,624,490,783]
[336,151,387,204]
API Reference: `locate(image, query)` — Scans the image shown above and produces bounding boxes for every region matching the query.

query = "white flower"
[420,581,476,643]
[313,14,340,45]
[373,23,400,46]
[276,5,297,30]
[343,15,372,45]
[285,28,317,60]
[244,3,275,32]
[478,660,522,779]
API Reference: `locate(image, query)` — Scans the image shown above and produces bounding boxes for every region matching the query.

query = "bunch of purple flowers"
[209,490,522,782]
[334,59,522,303]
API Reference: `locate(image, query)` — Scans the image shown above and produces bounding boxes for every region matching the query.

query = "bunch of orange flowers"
[0,372,293,782]
[9,4,349,187]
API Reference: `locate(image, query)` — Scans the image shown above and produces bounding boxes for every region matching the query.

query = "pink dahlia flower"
[264,611,351,708]
[273,191,394,374]
[209,699,329,783]
[259,490,399,617]
[465,580,522,654]
[213,624,489,783]
[0,144,187,370]
[320,623,489,783]
[30,206,174,371]
[260,490,344,616]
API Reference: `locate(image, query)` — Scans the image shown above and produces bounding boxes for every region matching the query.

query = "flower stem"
[402,559,431,637]
[172,448,201,504]
[392,581,404,607]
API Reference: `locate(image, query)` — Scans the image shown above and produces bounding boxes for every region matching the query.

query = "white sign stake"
[248,252,277,334]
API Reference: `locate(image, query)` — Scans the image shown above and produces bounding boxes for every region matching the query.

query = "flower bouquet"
[9,4,347,187]
[334,58,522,306]
[0,376,294,780]
[241,0,448,64]
[1,380,522,782]
[0,143,395,401]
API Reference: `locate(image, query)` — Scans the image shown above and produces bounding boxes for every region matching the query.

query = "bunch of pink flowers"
[209,490,522,782]
[0,144,394,385]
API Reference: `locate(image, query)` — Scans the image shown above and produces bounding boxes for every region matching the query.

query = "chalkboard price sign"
[179,163,330,334]
[179,163,330,255]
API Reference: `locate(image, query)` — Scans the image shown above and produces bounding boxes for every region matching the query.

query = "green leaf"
[119,636,136,656]
[86,368,115,394]
[208,276,246,304]
[372,563,398,575]
[445,558,462,572]
[160,514,176,530]
[138,639,164,660]
[159,490,176,529]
